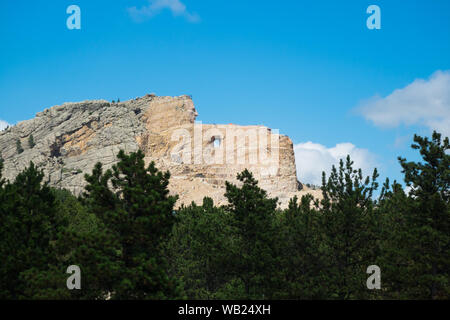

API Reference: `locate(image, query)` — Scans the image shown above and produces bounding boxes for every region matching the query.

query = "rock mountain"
[0,94,320,208]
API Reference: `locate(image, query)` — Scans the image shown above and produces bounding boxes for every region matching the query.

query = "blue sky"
[1,0,449,187]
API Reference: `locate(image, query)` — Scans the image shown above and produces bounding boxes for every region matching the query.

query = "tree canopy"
[0,131,448,299]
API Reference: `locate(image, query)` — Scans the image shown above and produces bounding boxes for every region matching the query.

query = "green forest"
[0,131,448,300]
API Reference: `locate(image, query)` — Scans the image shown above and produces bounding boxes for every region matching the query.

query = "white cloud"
[294,142,378,185]
[404,185,413,196]
[358,70,450,137]
[128,0,200,23]
[0,120,10,131]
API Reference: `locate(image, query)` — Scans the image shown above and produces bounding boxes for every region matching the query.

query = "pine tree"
[274,195,328,299]
[16,139,23,154]
[223,169,278,299]
[19,189,120,300]
[376,179,414,299]
[165,197,234,299]
[0,155,5,199]
[82,149,181,299]
[28,134,36,149]
[319,155,380,299]
[0,154,4,187]
[397,131,449,299]
[0,162,62,299]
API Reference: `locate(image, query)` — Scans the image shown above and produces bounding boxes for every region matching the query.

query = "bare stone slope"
[0,94,321,208]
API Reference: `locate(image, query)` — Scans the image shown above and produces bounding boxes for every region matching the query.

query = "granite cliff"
[0,94,321,208]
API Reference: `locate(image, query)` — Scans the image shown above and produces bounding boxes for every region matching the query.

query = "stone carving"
[0,94,321,208]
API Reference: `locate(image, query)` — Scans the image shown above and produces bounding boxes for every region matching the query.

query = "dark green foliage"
[0,162,63,299]
[222,169,279,299]
[16,139,23,154]
[51,226,120,300]
[165,198,235,299]
[49,189,118,299]
[318,156,381,299]
[396,131,450,299]
[0,155,4,186]
[28,134,36,149]
[82,149,181,299]
[273,195,328,299]
[376,179,414,299]
[23,188,120,300]
[53,189,101,235]
[0,131,448,300]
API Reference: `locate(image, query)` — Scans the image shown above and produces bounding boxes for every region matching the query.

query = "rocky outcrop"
[0,94,321,208]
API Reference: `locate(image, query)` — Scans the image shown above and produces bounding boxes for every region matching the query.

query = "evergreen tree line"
[0,131,448,300]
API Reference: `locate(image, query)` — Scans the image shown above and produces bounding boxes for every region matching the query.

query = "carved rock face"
[0,94,321,208]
